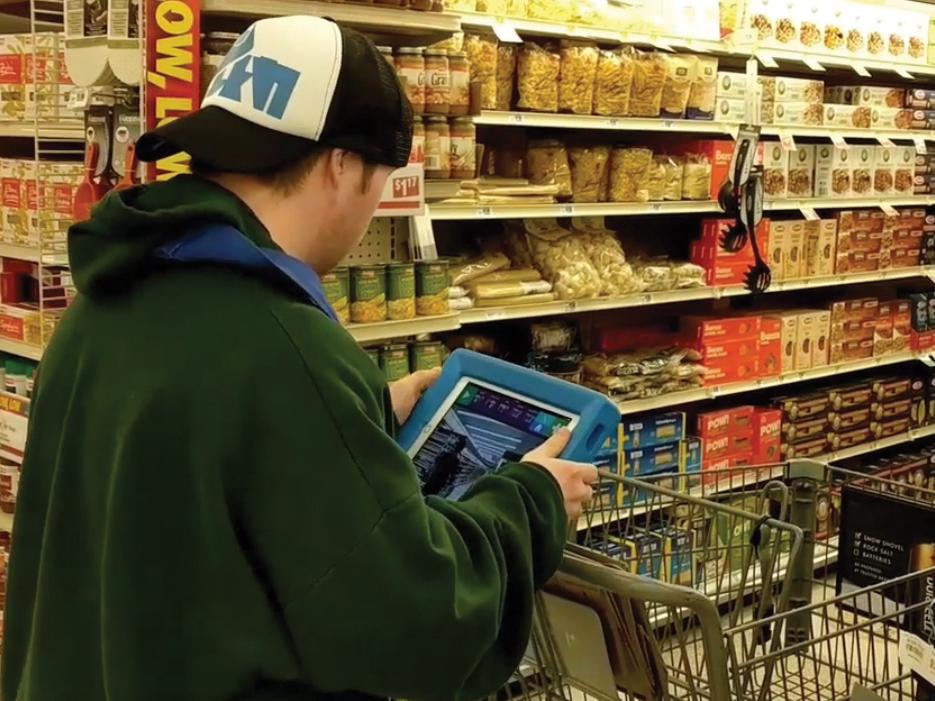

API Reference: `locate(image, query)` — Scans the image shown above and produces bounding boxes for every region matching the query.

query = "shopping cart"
[493,461,935,701]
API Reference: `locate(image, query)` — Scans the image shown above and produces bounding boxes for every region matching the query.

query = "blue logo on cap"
[207,27,301,121]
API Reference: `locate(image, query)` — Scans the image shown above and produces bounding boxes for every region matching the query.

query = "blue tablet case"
[398,349,620,463]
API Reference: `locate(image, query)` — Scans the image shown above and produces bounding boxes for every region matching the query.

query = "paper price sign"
[915,137,928,155]
[830,134,847,148]
[899,632,935,686]
[376,165,424,216]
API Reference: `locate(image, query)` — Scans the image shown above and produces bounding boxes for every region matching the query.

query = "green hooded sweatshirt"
[1,176,567,701]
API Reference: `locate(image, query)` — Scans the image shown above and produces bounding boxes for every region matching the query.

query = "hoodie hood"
[69,175,277,296]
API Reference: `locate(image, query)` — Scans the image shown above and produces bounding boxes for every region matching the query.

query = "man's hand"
[390,367,442,425]
[523,428,599,521]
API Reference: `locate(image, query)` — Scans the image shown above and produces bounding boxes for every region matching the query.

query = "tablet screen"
[410,380,575,500]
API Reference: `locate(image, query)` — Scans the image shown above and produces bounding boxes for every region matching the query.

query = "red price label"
[393,175,421,199]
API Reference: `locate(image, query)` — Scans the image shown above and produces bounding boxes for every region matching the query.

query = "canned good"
[387,262,416,320]
[364,347,380,366]
[350,264,387,324]
[380,343,411,382]
[321,267,349,324]
[411,341,445,371]
[415,260,450,316]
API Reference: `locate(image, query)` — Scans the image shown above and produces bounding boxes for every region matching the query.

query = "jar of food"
[425,49,450,115]
[380,343,412,382]
[377,46,394,66]
[395,48,425,115]
[321,267,350,324]
[409,117,425,165]
[410,341,446,371]
[448,51,470,116]
[450,117,476,180]
[424,117,450,179]
[416,260,450,316]
[386,262,416,320]
[350,264,387,324]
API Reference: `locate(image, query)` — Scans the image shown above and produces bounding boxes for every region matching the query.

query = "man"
[2,15,598,701]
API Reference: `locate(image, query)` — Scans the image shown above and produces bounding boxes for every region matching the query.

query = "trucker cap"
[137,16,413,172]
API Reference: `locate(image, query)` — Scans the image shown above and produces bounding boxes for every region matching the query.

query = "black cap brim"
[137,105,319,173]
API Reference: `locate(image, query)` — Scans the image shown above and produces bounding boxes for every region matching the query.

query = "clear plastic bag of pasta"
[627,49,666,117]
[527,0,573,21]
[476,0,508,14]
[660,53,697,118]
[495,44,517,110]
[572,217,644,295]
[645,159,666,201]
[657,156,683,200]
[568,145,610,203]
[524,219,602,299]
[559,41,599,115]
[632,258,675,291]
[464,33,498,110]
[608,147,653,202]
[681,154,712,200]
[517,42,560,112]
[444,0,477,9]
[504,224,536,268]
[671,261,707,288]
[527,140,573,199]
[507,0,527,16]
[593,48,634,116]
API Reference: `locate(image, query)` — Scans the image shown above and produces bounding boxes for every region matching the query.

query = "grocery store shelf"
[202,0,460,44]
[457,12,723,53]
[474,111,739,134]
[736,42,935,78]
[829,422,935,462]
[759,124,932,143]
[0,243,67,266]
[0,339,42,361]
[347,314,461,343]
[0,122,83,140]
[429,197,935,220]
[429,200,723,220]
[616,351,921,415]
[0,511,13,533]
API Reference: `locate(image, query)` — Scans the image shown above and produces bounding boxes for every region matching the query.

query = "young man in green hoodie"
[2,15,599,701]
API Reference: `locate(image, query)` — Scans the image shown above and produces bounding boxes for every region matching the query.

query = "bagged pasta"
[658,156,683,200]
[558,41,599,115]
[495,44,517,111]
[681,155,712,200]
[660,54,697,118]
[527,140,573,200]
[671,262,706,288]
[646,159,666,201]
[449,252,511,286]
[524,219,602,299]
[687,56,718,119]
[504,224,535,268]
[517,42,560,112]
[608,147,653,203]
[627,49,666,118]
[571,217,642,296]
[527,0,573,21]
[593,49,634,116]
[464,34,498,111]
[476,0,508,13]
[507,0,527,16]
[445,0,477,9]
[568,145,610,203]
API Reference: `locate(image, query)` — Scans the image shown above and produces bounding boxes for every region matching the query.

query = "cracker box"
[823,103,872,129]
[716,71,749,100]
[829,338,875,364]
[805,219,837,277]
[796,312,817,371]
[815,145,851,198]
[760,316,782,376]
[873,146,897,196]
[697,405,755,440]
[906,88,935,109]
[787,145,815,198]
[715,97,746,123]
[871,107,914,130]
[876,302,895,356]
[895,146,916,195]
[782,221,806,280]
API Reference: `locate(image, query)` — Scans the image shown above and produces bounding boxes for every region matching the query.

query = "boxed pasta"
[715,71,749,100]
[782,221,806,280]
[805,219,837,277]
[715,97,746,123]
[762,142,787,199]
[826,86,906,108]
[895,147,916,195]
[822,104,872,129]
[871,107,914,130]
[774,77,824,104]
[873,146,897,196]
[815,144,851,198]
[772,102,824,127]
[787,146,815,198]
[795,312,817,371]
[767,220,787,279]
[911,109,935,130]
[813,310,832,366]
[906,89,935,109]
[850,145,875,198]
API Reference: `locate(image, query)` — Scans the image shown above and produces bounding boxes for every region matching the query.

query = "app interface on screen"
[413,383,571,500]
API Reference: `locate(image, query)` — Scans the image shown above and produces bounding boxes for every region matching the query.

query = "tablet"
[399,349,619,500]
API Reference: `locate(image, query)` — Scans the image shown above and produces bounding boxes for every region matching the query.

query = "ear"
[323,148,350,188]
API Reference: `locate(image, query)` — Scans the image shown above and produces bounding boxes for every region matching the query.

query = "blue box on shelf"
[620,412,686,451]
[625,441,681,476]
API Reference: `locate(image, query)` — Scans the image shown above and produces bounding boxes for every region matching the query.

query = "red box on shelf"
[759,317,782,377]
[912,329,935,352]
[697,405,755,439]
[702,450,756,485]
[702,433,754,462]
[703,355,760,385]
[685,315,761,342]
[752,409,782,464]
[703,260,751,286]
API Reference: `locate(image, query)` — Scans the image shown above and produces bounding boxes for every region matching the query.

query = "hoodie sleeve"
[234,308,568,701]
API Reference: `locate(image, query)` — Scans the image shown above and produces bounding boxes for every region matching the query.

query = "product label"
[387,266,415,301]
[351,268,385,303]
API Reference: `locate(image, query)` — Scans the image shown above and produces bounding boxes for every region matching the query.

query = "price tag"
[653,38,675,52]
[477,206,494,217]
[662,120,674,129]
[852,62,871,77]
[799,206,820,221]
[607,118,619,127]
[509,113,523,124]
[915,136,928,154]
[830,134,847,148]
[491,22,522,43]
[649,202,663,212]
[779,130,797,152]
[803,57,825,72]
[876,135,895,148]
[559,204,575,215]
[757,52,778,68]
[880,202,899,216]
[641,294,653,304]
[727,123,741,140]
[485,310,507,321]
[900,632,935,686]
[896,68,915,80]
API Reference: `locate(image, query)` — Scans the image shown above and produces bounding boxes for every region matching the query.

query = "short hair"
[191,148,380,196]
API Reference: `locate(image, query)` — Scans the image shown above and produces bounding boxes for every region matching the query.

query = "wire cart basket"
[496,461,935,701]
